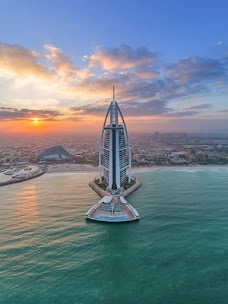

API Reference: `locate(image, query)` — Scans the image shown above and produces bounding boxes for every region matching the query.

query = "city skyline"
[0,0,228,135]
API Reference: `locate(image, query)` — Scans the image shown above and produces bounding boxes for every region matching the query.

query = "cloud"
[217,109,228,113]
[0,43,51,79]
[0,107,62,121]
[76,73,165,102]
[164,110,199,117]
[70,100,109,116]
[84,44,157,70]
[44,44,91,81]
[70,97,212,119]
[70,98,172,117]
[0,43,91,83]
[124,79,165,99]
[0,42,228,124]
[215,81,226,87]
[135,70,159,79]
[184,103,211,110]
[0,106,16,111]
[161,102,211,118]
[118,99,172,116]
[166,57,226,83]
[160,80,209,101]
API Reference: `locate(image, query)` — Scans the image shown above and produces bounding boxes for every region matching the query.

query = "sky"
[0,0,228,135]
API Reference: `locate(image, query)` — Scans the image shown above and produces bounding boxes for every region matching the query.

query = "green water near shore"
[1,168,228,303]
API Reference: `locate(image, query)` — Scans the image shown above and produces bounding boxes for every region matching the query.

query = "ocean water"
[1,169,228,304]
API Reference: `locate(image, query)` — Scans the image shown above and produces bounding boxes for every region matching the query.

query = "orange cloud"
[135,70,159,79]
[84,45,156,70]
[0,42,228,135]
[44,44,92,81]
[0,43,51,79]
[0,106,62,121]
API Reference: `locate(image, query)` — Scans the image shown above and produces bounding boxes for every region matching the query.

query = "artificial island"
[86,87,141,222]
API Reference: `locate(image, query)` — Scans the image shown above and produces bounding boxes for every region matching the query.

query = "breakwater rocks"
[0,168,47,187]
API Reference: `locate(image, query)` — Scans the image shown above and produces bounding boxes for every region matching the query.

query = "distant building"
[36,145,74,162]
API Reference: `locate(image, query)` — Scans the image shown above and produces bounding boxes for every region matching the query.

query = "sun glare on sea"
[33,117,39,122]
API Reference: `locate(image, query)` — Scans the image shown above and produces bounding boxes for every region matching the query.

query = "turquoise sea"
[1,168,228,304]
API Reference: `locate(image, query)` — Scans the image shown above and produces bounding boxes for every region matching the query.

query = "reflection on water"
[15,184,39,227]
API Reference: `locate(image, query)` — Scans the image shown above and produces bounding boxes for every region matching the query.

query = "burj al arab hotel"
[86,87,141,222]
[99,87,131,193]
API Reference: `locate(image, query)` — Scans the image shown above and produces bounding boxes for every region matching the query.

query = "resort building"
[99,88,131,192]
[86,87,141,222]
[36,145,74,162]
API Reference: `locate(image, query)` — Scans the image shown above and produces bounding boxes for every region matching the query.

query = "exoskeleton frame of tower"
[99,87,131,193]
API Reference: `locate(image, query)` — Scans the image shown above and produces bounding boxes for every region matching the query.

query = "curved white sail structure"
[86,86,141,222]
[99,87,131,192]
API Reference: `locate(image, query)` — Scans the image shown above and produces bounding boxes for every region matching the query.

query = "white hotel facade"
[99,89,131,192]
[86,87,141,222]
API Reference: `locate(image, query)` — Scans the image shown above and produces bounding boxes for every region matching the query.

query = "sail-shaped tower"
[99,86,131,193]
[86,87,141,222]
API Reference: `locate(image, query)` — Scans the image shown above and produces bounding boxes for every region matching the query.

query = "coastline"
[0,167,47,187]
[2,164,227,187]
[46,164,98,173]
[132,164,228,173]
[46,163,228,174]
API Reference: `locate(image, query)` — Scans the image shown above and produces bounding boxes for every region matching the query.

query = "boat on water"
[24,167,32,171]
[14,173,28,180]
[4,169,16,175]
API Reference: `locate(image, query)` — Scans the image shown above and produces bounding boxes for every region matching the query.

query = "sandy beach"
[46,163,228,174]
[47,164,98,173]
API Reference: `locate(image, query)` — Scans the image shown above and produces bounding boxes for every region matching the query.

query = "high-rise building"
[86,87,141,222]
[99,87,131,192]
